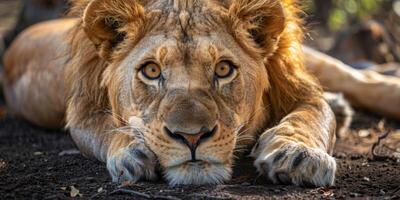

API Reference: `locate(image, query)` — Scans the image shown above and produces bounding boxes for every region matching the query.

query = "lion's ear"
[228,0,286,55]
[82,0,146,59]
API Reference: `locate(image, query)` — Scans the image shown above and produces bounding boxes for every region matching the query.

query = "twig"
[394,186,400,194]
[371,131,391,161]
[109,188,151,198]
[109,188,181,200]
[89,190,105,199]
[152,194,182,200]
[382,144,400,153]
[252,174,262,185]
[189,193,232,200]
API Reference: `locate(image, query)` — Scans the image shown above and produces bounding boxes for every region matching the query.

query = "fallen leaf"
[119,181,135,188]
[97,187,103,193]
[318,187,333,196]
[363,177,370,182]
[60,187,67,191]
[33,152,43,156]
[323,191,333,197]
[70,186,82,197]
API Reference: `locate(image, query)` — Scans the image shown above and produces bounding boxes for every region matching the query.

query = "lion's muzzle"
[164,126,217,161]
[162,91,218,161]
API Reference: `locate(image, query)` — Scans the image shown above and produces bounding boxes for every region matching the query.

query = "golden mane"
[264,1,322,122]
[64,26,111,129]
[227,0,322,123]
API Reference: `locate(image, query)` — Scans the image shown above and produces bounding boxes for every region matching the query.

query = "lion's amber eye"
[215,61,235,78]
[141,62,161,80]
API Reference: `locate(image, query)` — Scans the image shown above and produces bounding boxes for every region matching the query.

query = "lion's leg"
[252,100,337,187]
[303,46,400,120]
[68,115,158,182]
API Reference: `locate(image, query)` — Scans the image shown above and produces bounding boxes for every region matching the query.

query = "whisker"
[102,109,129,125]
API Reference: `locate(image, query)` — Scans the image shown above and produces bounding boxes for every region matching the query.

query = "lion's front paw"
[107,143,158,183]
[254,143,336,187]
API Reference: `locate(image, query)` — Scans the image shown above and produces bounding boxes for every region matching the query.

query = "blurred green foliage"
[329,0,383,30]
[306,0,387,30]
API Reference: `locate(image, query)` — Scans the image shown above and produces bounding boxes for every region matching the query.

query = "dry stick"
[109,188,151,198]
[109,188,181,200]
[394,186,400,194]
[371,130,391,161]
[151,194,182,200]
[89,190,106,199]
[382,144,400,153]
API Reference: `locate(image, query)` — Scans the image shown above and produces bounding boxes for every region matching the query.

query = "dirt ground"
[0,107,399,200]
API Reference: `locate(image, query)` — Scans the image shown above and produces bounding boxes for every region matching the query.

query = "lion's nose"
[164,126,217,161]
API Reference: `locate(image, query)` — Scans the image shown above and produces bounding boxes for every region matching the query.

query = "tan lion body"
[4,0,338,187]
[3,19,77,128]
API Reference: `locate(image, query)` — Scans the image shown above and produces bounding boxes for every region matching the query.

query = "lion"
[3,0,338,186]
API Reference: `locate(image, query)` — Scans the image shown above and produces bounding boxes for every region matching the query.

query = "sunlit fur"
[3,0,337,186]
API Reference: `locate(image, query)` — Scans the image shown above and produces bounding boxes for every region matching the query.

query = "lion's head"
[68,0,320,185]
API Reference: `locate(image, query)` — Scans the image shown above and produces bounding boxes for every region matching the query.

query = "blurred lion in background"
[2,0,400,187]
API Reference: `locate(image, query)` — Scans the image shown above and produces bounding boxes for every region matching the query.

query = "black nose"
[164,126,217,161]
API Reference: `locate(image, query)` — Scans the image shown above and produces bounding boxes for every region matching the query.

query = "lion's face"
[83,0,285,185]
[115,32,268,184]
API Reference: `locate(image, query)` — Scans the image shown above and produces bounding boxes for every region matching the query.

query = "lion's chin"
[164,161,232,186]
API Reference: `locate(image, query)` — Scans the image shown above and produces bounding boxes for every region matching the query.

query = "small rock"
[334,152,346,159]
[0,160,6,169]
[361,162,369,166]
[33,152,43,156]
[349,192,361,197]
[358,130,371,137]
[363,177,370,182]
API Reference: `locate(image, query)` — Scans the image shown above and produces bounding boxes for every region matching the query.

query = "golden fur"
[3,0,336,186]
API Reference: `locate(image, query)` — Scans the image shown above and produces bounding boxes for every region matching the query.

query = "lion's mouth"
[166,158,224,170]
[163,157,232,185]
